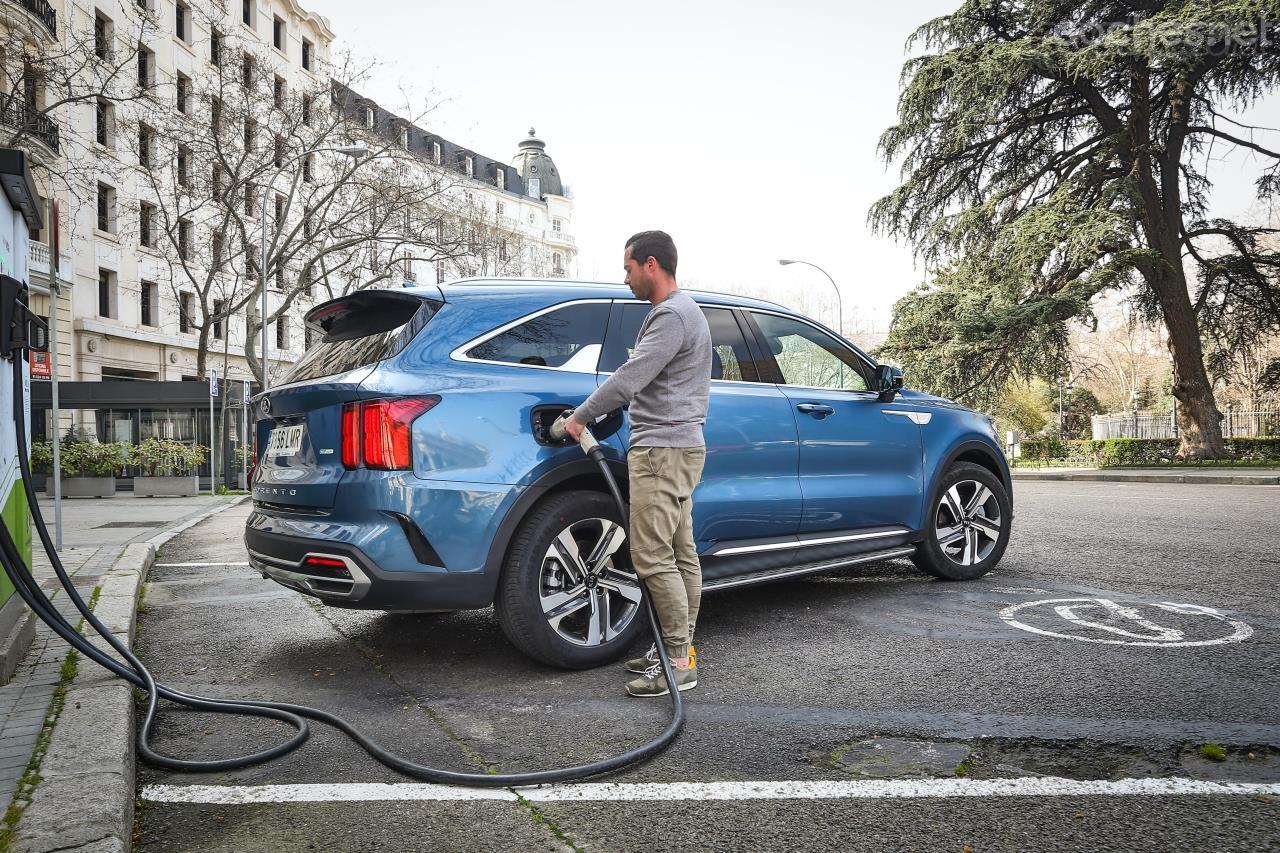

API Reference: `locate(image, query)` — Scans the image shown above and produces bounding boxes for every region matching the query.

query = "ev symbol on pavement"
[998,597,1253,647]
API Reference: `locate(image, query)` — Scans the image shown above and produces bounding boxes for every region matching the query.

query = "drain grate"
[95,521,164,529]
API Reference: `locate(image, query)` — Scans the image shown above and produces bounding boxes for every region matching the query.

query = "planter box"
[134,475,200,497]
[60,477,116,498]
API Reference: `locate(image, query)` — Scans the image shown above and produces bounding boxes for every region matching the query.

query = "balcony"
[3,0,56,37]
[0,96,59,155]
[28,240,74,285]
[544,229,575,247]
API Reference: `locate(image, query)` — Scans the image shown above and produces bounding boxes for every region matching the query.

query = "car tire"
[495,490,647,669]
[912,462,1011,581]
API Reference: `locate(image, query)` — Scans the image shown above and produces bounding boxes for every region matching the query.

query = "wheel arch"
[927,439,1014,522]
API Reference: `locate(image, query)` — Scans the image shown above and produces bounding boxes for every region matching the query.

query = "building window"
[244,117,256,151]
[498,239,508,262]
[273,135,285,168]
[464,155,474,177]
[273,16,285,50]
[301,38,313,71]
[304,325,315,349]
[177,145,191,187]
[273,75,285,108]
[94,11,112,60]
[140,281,157,327]
[137,46,153,89]
[210,96,222,133]
[551,218,562,233]
[175,2,190,41]
[95,99,113,147]
[275,316,287,350]
[274,193,285,224]
[211,165,225,198]
[179,292,194,333]
[496,201,505,216]
[247,246,260,280]
[242,0,252,27]
[210,27,222,66]
[178,219,192,260]
[435,261,445,284]
[303,153,313,182]
[212,300,225,339]
[430,141,441,164]
[552,252,564,276]
[495,169,506,191]
[176,72,190,113]
[275,264,285,291]
[139,202,155,248]
[245,183,256,217]
[363,106,374,129]
[399,126,409,148]
[211,232,224,267]
[242,53,254,88]
[96,182,116,233]
[97,268,116,318]
[301,94,313,126]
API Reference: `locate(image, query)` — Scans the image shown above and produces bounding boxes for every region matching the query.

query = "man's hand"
[564,417,585,443]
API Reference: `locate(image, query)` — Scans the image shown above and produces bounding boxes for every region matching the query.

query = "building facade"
[3,0,576,449]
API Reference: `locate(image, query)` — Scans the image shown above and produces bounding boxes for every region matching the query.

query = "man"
[565,231,711,697]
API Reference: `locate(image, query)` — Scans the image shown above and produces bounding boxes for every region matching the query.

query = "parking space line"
[142,777,1280,805]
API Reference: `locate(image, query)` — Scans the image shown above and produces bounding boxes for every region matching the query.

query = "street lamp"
[778,258,843,336]
[260,142,369,390]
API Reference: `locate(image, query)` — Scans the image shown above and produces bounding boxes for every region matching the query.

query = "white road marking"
[142,777,1280,805]
[154,562,251,567]
[1000,598,1253,647]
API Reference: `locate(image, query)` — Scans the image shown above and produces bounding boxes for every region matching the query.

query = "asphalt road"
[133,482,1280,852]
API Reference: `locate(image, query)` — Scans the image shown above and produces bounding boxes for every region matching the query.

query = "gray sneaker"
[625,643,696,674]
[625,663,697,698]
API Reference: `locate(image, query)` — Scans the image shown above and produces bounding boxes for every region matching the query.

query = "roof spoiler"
[304,288,443,343]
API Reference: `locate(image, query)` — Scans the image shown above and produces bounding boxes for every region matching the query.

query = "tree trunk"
[195,326,211,379]
[1148,267,1227,459]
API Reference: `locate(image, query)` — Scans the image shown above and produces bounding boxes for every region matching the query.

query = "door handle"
[796,403,835,418]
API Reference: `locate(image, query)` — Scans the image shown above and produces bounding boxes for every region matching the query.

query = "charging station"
[0,149,47,652]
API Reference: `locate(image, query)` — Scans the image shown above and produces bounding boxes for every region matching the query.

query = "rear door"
[742,309,924,534]
[600,301,802,550]
[253,290,439,509]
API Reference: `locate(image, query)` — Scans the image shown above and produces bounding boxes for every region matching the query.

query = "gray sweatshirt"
[574,291,711,448]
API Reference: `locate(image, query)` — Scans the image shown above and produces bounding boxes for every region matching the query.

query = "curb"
[12,496,247,853]
[1011,471,1280,485]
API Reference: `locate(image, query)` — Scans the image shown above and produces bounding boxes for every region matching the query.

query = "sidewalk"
[1011,466,1280,485]
[0,494,246,850]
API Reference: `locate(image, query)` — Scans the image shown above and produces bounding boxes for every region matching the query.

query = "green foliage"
[871,1,1280,450]
[1018,436,1280,465]
[995,378,1049,436]
[57,442,129,478]
[1199,743,1228,762]
[128,438,207,477]
[29,441,53,476]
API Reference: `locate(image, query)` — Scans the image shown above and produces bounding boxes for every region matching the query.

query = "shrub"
[1017,437,1280,466]
[29,441,53,475]
[128,438,207,477]
[60,442,129,478]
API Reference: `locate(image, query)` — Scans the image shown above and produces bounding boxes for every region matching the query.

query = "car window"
[599,303,762,383]
[750,312,870,392]
[466,302,608,370]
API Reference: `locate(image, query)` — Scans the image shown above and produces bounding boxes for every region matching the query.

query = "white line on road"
[142,777,1280,806]
[153,562,251,567]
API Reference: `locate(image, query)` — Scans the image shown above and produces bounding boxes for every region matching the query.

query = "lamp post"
[778,258,843,336]
[259,143,369,390]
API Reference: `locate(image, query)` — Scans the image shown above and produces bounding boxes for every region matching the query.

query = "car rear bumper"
[244,526,496,611]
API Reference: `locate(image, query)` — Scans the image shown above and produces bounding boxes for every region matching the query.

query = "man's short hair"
[625,231,677,277]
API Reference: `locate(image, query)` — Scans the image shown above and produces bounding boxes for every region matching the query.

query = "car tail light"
[340,397,439,471]
[341,402,360,469]
[363,398,438,469]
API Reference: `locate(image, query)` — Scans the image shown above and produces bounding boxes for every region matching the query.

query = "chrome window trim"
[707,526,912,557]
[449,298,615,374]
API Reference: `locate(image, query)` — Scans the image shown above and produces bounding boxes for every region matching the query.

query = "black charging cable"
[0,353,683,786]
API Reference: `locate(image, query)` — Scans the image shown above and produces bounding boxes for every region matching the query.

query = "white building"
[6,0,576,412]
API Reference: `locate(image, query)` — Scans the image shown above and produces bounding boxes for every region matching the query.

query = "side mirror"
[875,364,904,402]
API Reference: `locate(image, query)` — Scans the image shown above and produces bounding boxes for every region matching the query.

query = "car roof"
[403,277,796,315]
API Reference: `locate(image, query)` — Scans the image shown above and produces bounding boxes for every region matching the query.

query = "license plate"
[266,424,305,457]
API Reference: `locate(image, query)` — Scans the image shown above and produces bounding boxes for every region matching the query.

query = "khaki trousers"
[627,446,706,659]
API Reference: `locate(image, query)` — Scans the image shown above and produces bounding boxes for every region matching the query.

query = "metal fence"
[1092,410,1280,440]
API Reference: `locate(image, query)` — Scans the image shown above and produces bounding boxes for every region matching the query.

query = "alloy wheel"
[933,480,1003,567]
[539,518,642,647]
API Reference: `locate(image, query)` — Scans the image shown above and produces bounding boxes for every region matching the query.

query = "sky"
[301,0,1277,336]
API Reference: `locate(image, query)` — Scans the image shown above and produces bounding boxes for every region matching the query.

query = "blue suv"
[247,281,1013,668]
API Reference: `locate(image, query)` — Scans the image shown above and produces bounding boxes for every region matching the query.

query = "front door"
[744,310,924,533]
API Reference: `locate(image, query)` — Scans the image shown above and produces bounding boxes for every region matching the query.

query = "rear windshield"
[280,291,440,384]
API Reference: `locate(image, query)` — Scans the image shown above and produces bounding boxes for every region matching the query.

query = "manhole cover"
[95,521,163,529]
